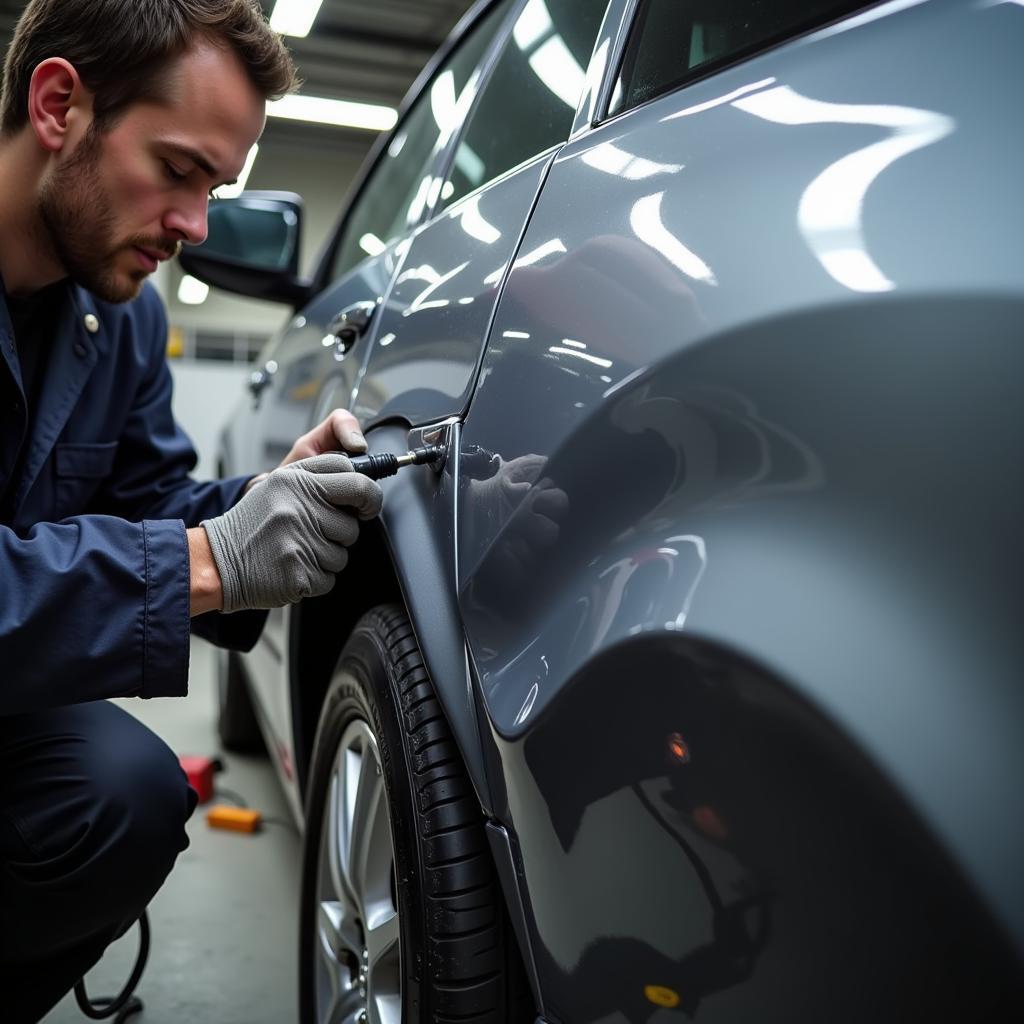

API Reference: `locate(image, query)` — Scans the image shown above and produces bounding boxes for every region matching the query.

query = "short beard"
[38,123,155,304]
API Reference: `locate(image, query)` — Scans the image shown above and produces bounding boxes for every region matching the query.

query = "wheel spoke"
[313,714,402,1024]
[331,986,366,1024]
[327,765,360,914]
[365,906,400,971]
[348,747,385,901]
[317,900,347,963]
[370,991,402,1024]
[317,900,361,965]
[366,906,400,1024]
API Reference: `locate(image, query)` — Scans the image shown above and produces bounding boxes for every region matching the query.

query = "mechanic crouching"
[0,3,382,1020]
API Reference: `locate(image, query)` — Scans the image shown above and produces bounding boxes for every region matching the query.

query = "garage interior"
[0,2,474,1021]
[2,0,1020,1022]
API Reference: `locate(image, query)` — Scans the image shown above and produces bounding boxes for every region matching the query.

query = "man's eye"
[164,161,187,182]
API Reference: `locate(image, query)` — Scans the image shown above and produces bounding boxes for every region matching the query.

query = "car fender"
[459,291,1024,953]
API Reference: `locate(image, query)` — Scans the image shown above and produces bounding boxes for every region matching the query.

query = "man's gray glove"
[202,453,382,613]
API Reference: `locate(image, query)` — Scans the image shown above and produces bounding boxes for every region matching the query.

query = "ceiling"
[0,0,477,155]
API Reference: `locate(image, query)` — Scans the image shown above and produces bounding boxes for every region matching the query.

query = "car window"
[330,0,516,282]
[610,0,870,117]
[439,0,607,211]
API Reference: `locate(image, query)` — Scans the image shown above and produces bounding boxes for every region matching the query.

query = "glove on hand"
[202,453,383,613]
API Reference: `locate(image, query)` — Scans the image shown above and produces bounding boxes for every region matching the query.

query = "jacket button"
[84,314,100,334]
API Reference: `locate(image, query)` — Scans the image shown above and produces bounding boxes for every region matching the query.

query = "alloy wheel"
[313,716,401,1024]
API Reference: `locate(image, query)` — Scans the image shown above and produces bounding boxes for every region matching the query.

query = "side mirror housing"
[178,191,312,306]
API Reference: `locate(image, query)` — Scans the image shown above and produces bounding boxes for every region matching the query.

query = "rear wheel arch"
[287,521,404,802]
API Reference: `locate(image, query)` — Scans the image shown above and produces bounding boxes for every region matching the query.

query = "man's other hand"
[280,408,368,467]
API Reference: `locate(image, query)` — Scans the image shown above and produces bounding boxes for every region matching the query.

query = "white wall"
[168,361,251,480]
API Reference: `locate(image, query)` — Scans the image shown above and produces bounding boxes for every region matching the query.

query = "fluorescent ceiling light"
[178,275,210,305]
[216,144,259,199]
[268,95,398,132]
[269,0,324,38]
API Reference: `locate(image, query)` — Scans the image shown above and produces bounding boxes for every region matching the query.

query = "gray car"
[182,0,1024,1020]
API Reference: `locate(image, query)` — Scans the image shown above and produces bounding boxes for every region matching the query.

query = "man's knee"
[4,704,197,929]
[77,714,197,911]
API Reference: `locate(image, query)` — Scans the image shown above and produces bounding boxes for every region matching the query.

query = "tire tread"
[370,605,518,1021]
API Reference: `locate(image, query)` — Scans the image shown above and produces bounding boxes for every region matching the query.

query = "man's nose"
[163,195,209,247]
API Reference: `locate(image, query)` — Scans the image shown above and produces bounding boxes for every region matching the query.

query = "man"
[0,2,382,1019]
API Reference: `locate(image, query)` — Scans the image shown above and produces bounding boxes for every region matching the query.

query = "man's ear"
[28,58,90,153]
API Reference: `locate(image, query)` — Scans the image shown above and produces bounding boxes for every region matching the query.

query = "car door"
[237,0,522,791]
[350,0,612,429]
[457,0,1024,1019]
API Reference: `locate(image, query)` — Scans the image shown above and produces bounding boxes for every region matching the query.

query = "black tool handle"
[348,453,399,479]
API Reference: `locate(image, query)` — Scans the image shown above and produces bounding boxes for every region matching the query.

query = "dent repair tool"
[349,444,445,480]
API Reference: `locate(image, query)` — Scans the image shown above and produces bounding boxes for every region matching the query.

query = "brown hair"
[1,0,297,135]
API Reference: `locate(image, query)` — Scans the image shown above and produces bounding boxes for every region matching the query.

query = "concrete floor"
[42,638,303,1024]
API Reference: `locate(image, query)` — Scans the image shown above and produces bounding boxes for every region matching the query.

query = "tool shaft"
[349,445,444,480]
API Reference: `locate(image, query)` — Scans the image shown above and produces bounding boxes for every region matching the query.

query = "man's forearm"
[187,526,223,616]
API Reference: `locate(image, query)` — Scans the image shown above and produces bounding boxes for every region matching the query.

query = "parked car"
[181,0,1024,1020]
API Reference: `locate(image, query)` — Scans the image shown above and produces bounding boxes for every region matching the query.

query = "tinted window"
[440,0,606,210]
[611,0,869,116]
[330,0,515,281]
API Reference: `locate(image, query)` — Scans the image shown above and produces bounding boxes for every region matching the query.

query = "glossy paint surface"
[457,0,1024,1016]
[353,154,554,428]
[493,637,1021,1022]
[217,0,1024,1017]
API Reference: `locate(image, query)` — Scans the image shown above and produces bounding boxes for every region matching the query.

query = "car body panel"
[455,0,1024,1015]
[352,153,556,428]
[490,633,1022,1022]
[363,419,496,813]
[212,0,1023,1017]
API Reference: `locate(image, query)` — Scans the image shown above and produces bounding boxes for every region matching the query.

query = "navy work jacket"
[0,279,266,716]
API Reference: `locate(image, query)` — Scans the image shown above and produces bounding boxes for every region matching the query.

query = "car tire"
[216,648,265,754]
[298,604,531,1023]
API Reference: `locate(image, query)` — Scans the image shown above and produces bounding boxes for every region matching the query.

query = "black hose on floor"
[73,911,149,1022]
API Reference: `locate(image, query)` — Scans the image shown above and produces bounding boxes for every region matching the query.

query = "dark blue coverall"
[0,278,266,1021]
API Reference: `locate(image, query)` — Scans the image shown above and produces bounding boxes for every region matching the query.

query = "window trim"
[432,0,616,218]
[575,0,640,137]
[599,0,882,125]
[311,0,526,293]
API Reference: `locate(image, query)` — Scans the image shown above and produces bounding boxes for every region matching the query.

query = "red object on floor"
[179,754,218,804]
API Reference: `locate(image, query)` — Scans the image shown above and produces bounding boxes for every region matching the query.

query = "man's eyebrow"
[165,144,235,186]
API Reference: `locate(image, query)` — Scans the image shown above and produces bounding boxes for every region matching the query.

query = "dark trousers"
[0,701,197,1023]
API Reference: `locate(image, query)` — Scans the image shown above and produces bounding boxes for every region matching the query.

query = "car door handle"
[248,359,278,398]
[324,301,377,360]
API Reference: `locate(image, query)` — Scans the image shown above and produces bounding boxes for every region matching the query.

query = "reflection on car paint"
[733,85,955,292]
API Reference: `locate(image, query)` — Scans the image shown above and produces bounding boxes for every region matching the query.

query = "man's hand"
[201,453,383,613]
[281,408,367,466]
[245,408,368,495]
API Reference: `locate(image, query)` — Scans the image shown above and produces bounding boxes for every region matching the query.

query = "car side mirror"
[178,191,312,307]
